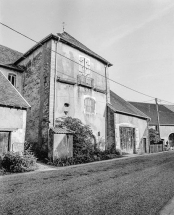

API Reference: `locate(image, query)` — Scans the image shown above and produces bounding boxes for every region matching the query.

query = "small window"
[8,74,16,87]
[79,56,90,76]
[84,97,95,114]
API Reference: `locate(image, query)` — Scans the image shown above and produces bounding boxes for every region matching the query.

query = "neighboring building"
[0,71,30,156]
[107,91,150,154]
[130,102,174,145]
[0,45,23,93]
[11,32,112,159]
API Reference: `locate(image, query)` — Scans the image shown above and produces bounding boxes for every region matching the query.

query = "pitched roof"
[57,32,112,66]
[51,126,74,134]
[109,90,149,119]
[129,102,174,125]
[0,44,22,64]
[0,71,30,109]
[14,32,112,66]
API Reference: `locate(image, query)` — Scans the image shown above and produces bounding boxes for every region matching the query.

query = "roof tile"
[110,91,149,119]
[130,102,174,125]
[0,71,30,109]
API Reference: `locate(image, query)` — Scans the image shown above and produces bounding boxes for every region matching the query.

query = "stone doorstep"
[160,197,174,215]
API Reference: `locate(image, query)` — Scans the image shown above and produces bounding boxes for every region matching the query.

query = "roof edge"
[0,70,31,108]
[107,103,150,120]
[14,33,112,66]
[0,63,24,72]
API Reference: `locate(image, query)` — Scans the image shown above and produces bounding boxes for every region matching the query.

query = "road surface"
[1,151,174,215]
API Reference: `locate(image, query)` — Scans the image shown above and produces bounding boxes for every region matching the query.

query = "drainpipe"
[53,36,60,127]
[105,64,109,150]
[48,36,60,161]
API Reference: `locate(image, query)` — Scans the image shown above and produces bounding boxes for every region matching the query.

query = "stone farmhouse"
[0,32,113,159]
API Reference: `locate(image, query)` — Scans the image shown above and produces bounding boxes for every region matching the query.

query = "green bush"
[1,151,37,173]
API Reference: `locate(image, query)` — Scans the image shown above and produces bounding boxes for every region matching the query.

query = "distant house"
[107,91,150,154]
[0,71,30,156]
[6,31,112,159]
[130,102,174,145]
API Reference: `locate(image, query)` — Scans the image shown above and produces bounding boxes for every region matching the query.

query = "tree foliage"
[149,128,161,143]
[61,117,95,162]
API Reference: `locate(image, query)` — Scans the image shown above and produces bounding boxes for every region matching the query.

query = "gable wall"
[50,39,109,148]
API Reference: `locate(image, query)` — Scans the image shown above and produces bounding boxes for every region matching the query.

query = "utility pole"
[155,98,160,138]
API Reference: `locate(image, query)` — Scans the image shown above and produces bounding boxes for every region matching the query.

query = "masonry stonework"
[19,41,52,157]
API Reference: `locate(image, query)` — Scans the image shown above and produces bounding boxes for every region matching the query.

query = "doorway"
[0,132,10,155]
[142,138,147,153]
[168,133,174,147]
[119,127,135,153]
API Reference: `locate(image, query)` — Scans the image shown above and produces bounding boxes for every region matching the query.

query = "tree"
[149,128,161,143]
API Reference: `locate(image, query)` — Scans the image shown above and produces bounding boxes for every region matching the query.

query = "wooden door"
[0,132,10,155]
[120,127,135,153]
[142,138,147,153]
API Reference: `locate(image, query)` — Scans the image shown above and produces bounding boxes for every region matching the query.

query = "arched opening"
[168,133,174,147]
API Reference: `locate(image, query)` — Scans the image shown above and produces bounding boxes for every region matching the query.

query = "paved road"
[1,152,174,215]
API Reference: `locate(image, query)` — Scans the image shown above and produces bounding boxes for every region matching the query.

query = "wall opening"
[168,133,174,147]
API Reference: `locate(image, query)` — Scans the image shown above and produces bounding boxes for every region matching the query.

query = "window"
[84,97,96,114]
[79,56,90,76]
[8,74,16,87]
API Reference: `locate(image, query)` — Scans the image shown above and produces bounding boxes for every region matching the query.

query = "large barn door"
[0,132,10,156]
[119,127,135,154]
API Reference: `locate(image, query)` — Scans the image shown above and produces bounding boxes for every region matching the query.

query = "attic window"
[8,74,16,87]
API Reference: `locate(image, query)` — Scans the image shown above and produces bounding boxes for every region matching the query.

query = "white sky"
[0,0,174,103]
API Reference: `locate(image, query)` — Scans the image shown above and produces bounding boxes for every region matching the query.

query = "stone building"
[107,91,150,154]
[9,32,112,159]
[130,102,174,146]
[0,71,30,155]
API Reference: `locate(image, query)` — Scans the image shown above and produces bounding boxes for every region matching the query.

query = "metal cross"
[62,22,66,32]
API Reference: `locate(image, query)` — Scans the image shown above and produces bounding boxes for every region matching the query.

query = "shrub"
[115,149,122,156]
[60,117,95,160]
[1,151,37,173]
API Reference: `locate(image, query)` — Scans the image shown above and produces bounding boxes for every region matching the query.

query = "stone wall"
[18,41,52,157]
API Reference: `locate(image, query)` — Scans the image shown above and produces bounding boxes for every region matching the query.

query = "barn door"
[0,132,10,156]
[119,127,135,154]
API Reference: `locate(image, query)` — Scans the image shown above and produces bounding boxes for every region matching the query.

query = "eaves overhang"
[107,103,151,121]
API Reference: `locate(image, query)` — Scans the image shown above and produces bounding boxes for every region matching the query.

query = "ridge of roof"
[14,32,112,66]
[110,90,150,119]
[0,70,30,109]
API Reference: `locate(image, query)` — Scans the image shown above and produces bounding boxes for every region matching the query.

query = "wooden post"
[155,98,160,139]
